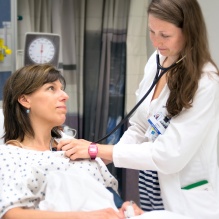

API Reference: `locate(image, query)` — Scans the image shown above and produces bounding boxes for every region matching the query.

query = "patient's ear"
[18,95,30,108]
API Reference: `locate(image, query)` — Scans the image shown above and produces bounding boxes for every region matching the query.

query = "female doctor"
[57,0,219,218]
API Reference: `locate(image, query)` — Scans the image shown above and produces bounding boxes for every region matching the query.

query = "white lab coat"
[113,51,219,218]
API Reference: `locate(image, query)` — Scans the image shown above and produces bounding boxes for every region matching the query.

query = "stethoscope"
[95,50,186,143]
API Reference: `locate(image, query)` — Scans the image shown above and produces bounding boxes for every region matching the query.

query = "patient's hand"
[57,138,91,160]
[87,208,125,219]
[120,201,144,217]
[3,207,125,219]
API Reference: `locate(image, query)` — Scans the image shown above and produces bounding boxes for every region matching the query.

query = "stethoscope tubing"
[95,52,182,143]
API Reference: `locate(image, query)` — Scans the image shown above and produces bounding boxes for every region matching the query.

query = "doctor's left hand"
[57,138,91,160]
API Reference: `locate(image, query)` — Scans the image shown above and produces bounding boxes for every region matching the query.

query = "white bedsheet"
[39,168,118,211]
[39,167,118,211]
[39,169,192,219]
[131,211,192,219]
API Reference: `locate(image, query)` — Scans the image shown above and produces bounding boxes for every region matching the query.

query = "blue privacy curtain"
[83,0,130,144]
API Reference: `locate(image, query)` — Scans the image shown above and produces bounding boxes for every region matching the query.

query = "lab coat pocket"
[181,189,219,219]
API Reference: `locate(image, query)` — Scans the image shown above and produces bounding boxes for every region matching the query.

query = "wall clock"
[24,32,60,67]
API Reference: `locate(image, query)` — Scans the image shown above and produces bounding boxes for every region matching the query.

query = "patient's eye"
[149,29,155,34]
[48,86,55,91]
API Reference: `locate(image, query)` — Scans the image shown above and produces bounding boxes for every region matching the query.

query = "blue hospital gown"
[0,144,118,217]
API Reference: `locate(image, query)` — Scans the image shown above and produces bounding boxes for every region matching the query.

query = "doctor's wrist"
[97,144,114,162]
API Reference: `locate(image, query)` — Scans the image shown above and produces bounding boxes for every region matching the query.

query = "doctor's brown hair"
[2,64,66,143]
[148,0,219,117]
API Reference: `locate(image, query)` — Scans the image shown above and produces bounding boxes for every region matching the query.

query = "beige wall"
[125,0,148,113]
[198,0,219,67]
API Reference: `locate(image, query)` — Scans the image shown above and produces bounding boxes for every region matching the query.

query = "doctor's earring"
[26,108,30,114]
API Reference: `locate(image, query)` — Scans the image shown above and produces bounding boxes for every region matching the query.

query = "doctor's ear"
[18,95,30,108]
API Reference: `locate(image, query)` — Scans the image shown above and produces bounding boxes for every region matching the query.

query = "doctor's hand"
[56,138,114,162]
[57,138,91,160]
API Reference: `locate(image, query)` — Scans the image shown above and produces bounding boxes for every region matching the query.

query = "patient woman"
[0,64,142,219]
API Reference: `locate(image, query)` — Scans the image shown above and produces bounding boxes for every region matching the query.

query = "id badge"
[145,110,171,142]
[148,116,166,134]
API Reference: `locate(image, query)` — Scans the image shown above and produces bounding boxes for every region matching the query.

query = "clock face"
[28,37,55,64]
[24,33,60,67]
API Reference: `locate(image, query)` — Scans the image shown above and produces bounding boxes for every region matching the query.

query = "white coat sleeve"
[113,71,219,174]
